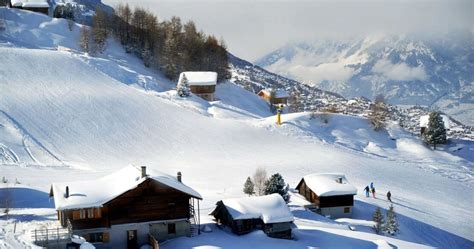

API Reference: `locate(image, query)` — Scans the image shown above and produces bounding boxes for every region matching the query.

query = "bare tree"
[252,167,268,196]
[368,94,389,131]
[79,25,90,52]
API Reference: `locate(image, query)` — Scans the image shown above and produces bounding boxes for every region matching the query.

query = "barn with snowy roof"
[179,71,217,101]
[49,165,202,249]
[296,173,357,218]
[209,194,293,239]
[8,0,50,14]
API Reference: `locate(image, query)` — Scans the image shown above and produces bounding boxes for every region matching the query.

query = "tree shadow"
[0,187,54,208]
[353,200,473,248]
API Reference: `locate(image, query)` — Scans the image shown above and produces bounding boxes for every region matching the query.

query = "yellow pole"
[276,105,282,126]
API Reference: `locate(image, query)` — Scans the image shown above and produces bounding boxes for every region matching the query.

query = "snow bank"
[219,194,293,223]
[301,173,357,197]
[51,165,201,210]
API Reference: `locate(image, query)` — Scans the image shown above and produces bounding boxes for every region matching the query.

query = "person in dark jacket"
[364,185,370,197]
[371,187,376,198]
[387,191,392,202]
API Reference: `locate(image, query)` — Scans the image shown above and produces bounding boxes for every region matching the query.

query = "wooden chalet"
[50,165,202,249]
[8,0,50,14]
[296,173,357,218]
[179,71,217,101]
[210,194,293,239]
[257,89,289,105]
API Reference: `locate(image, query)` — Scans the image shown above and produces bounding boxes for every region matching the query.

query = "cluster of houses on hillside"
[45,165,357,249]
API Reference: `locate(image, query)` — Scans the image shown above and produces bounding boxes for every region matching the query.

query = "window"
[80,209,86,219]
[88,232,104,243]
[344,207,351,213]
[168,223,176,234]
[87,208,94,218]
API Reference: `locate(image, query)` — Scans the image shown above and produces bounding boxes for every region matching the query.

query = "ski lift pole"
[276,104,283,126]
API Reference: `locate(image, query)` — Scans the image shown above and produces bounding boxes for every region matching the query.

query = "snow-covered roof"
[420,115,451,129]
[258,89,289,98]
[11,0,49,8]
[179,71,217,86]
[51,165,202,210]
[217,194,294,223]
[300,173,357,197]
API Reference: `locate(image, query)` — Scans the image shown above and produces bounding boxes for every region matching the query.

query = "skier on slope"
[387,191,392,202]
[364,185,370,197]
[370,182,376,198]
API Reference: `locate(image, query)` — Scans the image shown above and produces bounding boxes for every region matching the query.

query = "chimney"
[177,171,182,182]
[337,177,343,184]
[65,186,69,198]
[141,166,147,178]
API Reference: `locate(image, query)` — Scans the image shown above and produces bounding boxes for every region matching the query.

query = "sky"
[102,0,473,62]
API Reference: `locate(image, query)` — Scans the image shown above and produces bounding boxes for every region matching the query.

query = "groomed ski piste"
[0,7,473,249]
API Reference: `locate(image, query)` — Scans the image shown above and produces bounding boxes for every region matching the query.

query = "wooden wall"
[297,179,353,208]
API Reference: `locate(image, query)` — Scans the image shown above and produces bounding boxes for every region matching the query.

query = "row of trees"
[243,167,290,203]
[79,8,108,54]
[112,4,230,80]
[373,205,399,235]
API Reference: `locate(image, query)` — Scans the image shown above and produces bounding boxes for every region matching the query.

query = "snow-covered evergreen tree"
[423,111,447,149]
[264,173,290,202]
[177,73,190,97]
[383,205,399,235]
[243,177,255,196]
[373,207,384,234]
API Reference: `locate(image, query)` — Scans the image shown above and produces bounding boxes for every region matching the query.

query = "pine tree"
[79,26,90,53]
[177,73,190,97]
[383,205,399,235]
[243,177,255,196]
[264,173,290,203]
[423,111,447,150]
[373,207,384,234]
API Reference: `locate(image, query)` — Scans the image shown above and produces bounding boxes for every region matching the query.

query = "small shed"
[209,194,293,239]
[296,173,357,218]
[257,89,289,105]
[9,0,50,14]
[419,114,451,135]
[179,71,217,101]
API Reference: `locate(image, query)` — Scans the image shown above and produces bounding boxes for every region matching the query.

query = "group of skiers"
[364,182,392,202]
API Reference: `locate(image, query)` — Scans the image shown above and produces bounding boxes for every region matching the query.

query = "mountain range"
[255,33,474,125]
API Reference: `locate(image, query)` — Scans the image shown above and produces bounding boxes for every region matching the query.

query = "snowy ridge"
[255,34,474,125]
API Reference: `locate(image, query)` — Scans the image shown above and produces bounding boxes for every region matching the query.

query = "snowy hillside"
[0,8,473,249]
[255,34,474,126]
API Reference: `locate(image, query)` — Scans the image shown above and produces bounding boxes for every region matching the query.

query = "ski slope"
[0,7,473,249]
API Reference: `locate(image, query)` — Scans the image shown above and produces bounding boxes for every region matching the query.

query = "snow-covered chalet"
[49,165,202,249]
[7,0,50,14]
[209,194,294,239]
[179,71,217,101]
[296,173,357,218]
